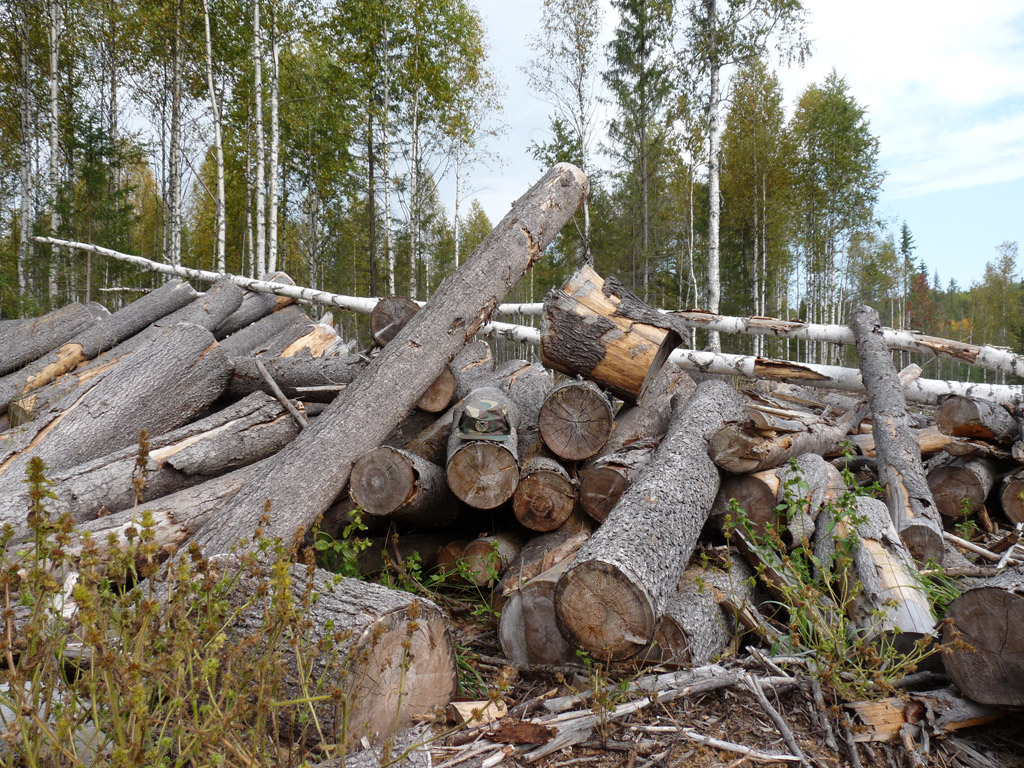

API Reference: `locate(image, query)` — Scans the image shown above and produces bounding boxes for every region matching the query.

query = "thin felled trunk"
[167,0,183,266]
[17,5,33,314]
[705,0,722,352]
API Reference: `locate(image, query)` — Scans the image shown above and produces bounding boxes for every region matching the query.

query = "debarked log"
[554,379,746,661]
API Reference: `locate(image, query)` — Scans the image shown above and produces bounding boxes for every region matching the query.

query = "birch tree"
[201,0,226,272]
[252,0,266,277]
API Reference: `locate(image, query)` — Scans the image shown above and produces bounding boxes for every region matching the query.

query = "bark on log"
[218,304,312,360]
[936,396,1018,443]
[0,279,196,414]
[709,412,853,475]
[451,340,495,400]
[494,521,592,611]
[214,271,296,339]
[0,392,297,525]
[226,354,367,402]
[580,443,657,524]
[926,456,996,519]
[842,496,936,650]
[446,386,520,510]
[541,264,681,403]
[186,164,588,559]
[349,446,457,527]
[845,687,1004,743]
[370,297,420,346]
[0,301,107,376]
[941,566,1024,708]
[538,379,615,461]
[640,555,756,667]
[846,425,952,459]
[461,531,526,587]
[416,366,455,413]
[554,379,746,660]
[999,470,1024,525]
[852,305,944,565]
[499,556,579,667]
[501,362,575,532]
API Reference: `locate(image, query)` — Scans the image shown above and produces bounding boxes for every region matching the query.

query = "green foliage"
[312,508,370,577]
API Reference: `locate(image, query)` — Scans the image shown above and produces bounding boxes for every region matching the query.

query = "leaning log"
[936,396,1018,443]
[218,304,313,360]
[941,566,1024,708]
[0,301,107,377]
[446,386,520,510]
[186,163,588,559]
[926,455,997,519]
[0,279,196,414]
[0,323,233,541]
[554,379,746,661]
[541,264,681,403]
[851,304,944,565]
[538,379,615,461]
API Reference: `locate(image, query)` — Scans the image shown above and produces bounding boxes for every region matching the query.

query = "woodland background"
[0,0,1020,383]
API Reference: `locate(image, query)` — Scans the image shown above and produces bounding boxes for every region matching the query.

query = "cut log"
[0,301,107,376]
[936,396,1018,443]
[999,470,1024,525]
[640,555,756,667]
[0,322,232,542]
[494,521,592,611]
[709,412,853,475]
[403,410,457,467]
[0,279,196,414]
[276,321,341,359]
[554,379,746,661]
[446,386,520,510]
[941,566,1024,708]
[214,271,296,339]
[370,296,420,346]
[846,425,952,459]
[217,303,312,359]
[541,264,681,403]
[460,531,526,587]
[186,164,588,559]
[538,379,615,461]
[499,556,578,667]
[349,446,457,527]
[0,392,298,526]
[579,363,691,522]
[926,455,997,519]
[501,362,575,532]
[842,496,936,650]
[851,304,944,565]
[416,366,456,413]
[226,354,367,402]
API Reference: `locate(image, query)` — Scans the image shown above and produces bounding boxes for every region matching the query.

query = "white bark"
[382,24,395,295]
[47,0,61,301]
[454,139,462,268]
[267,5,280,274]
[167,0,183,267]
[705,0,721,352]
[253,0,266,277]
[202,0,226,272]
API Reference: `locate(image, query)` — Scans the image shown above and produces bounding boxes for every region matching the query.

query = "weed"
[954,497,979,541]
[312,508,371,577]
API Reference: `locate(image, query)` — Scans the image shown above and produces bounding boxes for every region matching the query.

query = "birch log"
[186,163,588,559]
[851,305,944,565]
[554,379,746,661]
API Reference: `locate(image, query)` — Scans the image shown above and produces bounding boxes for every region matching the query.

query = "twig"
[943,532,1000,562]
[840,713,864,768]
[744,674,810,766]
[254,357,309,429]
[480,745,514,768]
[810,678,838,753]
[899,724,926,768]
[636,725,802,763]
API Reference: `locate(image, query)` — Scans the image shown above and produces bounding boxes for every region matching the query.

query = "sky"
[462,0,1024,292]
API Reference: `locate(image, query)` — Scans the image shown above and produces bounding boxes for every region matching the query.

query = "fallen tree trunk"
[709,412,853,475]
[226,353,367,402]
[852,304,944,565]
[461,531,526,587]
[218,304,313,360]
[554,379,746,661]
[926,455,996,519]
[0,279,196,414]
[214,271,296,339]
[2,392,298,525]
[186,163,588,559]
[0,301,107,376]
[846,425,951,458]
[936,396,1018,443]
[0,323,233,541]
[538,379,615,461]
[541,264,681,403]
[451,341,495,400]
[941,566,1024,708]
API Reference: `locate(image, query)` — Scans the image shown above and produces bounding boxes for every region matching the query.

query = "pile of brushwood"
[1,164,1023,767]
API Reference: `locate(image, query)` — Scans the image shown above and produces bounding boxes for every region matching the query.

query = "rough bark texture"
[370,296,420,346]
[936,396,1018,443]
[926,455,996,519]
[640,556,756,667]
[941,566,1024,708]
[0,279,196,413]
[538,379,615,461]
[349,446,456,527]
[0,302,106,376]
[2,392,295,525]
[554,379,746,660]
[451,340,495,400]
[214,272,296,338]
[218,303,313,360]
[541,264,680,403]
[709,414,852,474]
[227,353,367,401]
[187,164,587,559]
[851,305,944,565]
[446,386,520,510]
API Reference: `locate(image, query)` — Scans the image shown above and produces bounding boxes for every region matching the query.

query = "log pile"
[8,176,1024,759]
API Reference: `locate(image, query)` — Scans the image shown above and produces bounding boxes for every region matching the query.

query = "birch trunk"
[267,6,280,274]
[253,0,266,277]
[705,0,722,352]
[201,0,226,272]
[47,0,61,302]
[167,0,183,266]
[382,24,395,294]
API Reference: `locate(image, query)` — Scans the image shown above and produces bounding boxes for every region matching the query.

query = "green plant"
[724,459,941,700]
[954,497,978,541]
[312,508,371,577]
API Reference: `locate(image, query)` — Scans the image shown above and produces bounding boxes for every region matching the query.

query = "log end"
[927,464,986,518]
[370,296,420,346]
[539,382,614,461]
[447,442,519,509]
[554,558,655,661]
[417,367,456,413]
[350,447,415,517]
[579,466,628,523]
[1000,476,1024,525]
[513,468,576,531]
[899,524,945,566]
